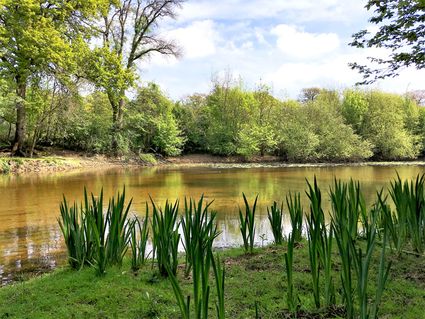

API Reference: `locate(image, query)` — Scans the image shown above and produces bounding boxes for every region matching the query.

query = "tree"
[0,0,108,156]
[126,83,185,156]
[350,0,425,84]
[85,0,183,156]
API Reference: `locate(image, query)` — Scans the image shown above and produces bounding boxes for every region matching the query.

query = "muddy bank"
[1,152,425,175]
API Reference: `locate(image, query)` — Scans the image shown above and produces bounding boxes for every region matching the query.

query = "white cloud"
[166,20,219,59]
[271,24,340,59]
[177,0,368,24]
[138,0,424,100]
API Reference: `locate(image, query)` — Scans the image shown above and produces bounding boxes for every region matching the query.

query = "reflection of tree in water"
[0,164,424,285]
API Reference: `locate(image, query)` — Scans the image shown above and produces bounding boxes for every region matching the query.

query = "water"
[1,163,424,285]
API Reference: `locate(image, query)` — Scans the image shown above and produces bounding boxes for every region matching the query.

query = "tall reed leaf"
[151,198,180,277]
[286,192,304,243]
[239,193,258,254]
[267,201,284,245]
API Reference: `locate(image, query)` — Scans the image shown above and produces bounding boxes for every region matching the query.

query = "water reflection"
[0,164,424,285]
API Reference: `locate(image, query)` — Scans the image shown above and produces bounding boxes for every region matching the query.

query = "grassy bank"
[0,243,424,319]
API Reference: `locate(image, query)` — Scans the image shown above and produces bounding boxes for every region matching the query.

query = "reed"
[129,205,150,271]
[181,195,220,277]
[286,192,303,242]
[389,173,425,253]
[239,193,258,254]
[105,188,133,267]
[267,201,284,245]
[85,189,108,276]
[151,198,180,277]
[211,254,225,319]
[307,179,335,308]
[284,233,298,313]
[58,198,87,270]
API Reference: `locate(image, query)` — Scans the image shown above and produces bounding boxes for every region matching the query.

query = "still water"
[0,163,424,285]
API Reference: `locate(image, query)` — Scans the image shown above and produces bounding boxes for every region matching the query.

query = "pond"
[1,163,424,285]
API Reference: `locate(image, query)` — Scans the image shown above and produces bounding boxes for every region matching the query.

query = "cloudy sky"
[139,0,425,100]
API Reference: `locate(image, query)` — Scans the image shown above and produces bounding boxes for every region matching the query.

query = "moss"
[0,243,424,318]
[139,153,157,165]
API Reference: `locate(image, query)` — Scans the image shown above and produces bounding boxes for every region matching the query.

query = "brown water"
[1,163,424,285]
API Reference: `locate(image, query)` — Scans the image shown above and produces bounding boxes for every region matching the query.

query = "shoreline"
[1,152,425,175]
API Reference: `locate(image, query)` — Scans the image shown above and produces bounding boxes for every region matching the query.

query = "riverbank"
[0,243,424,318]
[2,151,425,175]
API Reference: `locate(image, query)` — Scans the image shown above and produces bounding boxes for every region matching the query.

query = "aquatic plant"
[306,178,326,309]
[267,201,284,245]
[286,191,304,243]
[284,233,298,313]
[129,206,150,271]
[239,193,258,254]
[181,195,220,277]
[389,173,425,253]
[151,198,180,277]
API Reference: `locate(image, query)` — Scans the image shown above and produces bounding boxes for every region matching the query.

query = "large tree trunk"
[11,80,27,157]
[110,94,125,157]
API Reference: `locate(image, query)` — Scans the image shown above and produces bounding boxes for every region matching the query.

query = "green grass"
[1,243,425,319]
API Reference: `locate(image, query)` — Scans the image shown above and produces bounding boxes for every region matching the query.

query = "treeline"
[1,75,424,162]
[1,1,424,162]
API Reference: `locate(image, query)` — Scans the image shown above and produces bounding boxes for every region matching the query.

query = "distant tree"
[350,0,425,84]
[407,90,425,106]
[126,83,185,156]
[299,88,321,103]
[85,0,184,156]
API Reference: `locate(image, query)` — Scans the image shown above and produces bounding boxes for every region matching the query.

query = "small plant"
[306,178,325,309]
[212,254,225,319]
[151,198,180,277]
[129,206,150,271]
[139,153,157,165]
[58,198,87,270]
[389,173,425,253]
[239,193,258,254]
[284,233,298,313]
[267,201,284,245]
[286,192,303,242]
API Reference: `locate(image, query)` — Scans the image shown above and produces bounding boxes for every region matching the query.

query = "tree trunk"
[111,94,125,157]
[11,80,27,157]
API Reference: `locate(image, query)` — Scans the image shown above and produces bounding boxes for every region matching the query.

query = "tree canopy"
[350,0,425,84]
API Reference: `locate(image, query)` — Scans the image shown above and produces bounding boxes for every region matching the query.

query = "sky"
[139,0,425,100]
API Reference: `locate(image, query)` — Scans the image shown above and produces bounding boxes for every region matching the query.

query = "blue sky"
[139,0,425,100]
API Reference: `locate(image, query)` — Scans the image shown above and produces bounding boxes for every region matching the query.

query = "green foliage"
[350,0,425,83]
[359,91,419,159]
[151,198,180,277]
[126,83,185,156]
[389,174,425,253]
[181,196,220,277]
[286,192,303,243]
[267,201,284,245]
[129,207,150,271]
[239,193,257,254]
[139,153,157,165]
[58,188,133,275]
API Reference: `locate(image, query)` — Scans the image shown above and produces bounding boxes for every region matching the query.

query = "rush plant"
[267,201,284,245]
[151,198,180,277]
[286,192,304,243]
[239,193,258,254]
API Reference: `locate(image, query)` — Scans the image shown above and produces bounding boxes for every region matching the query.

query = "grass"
[1,243,425,319]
